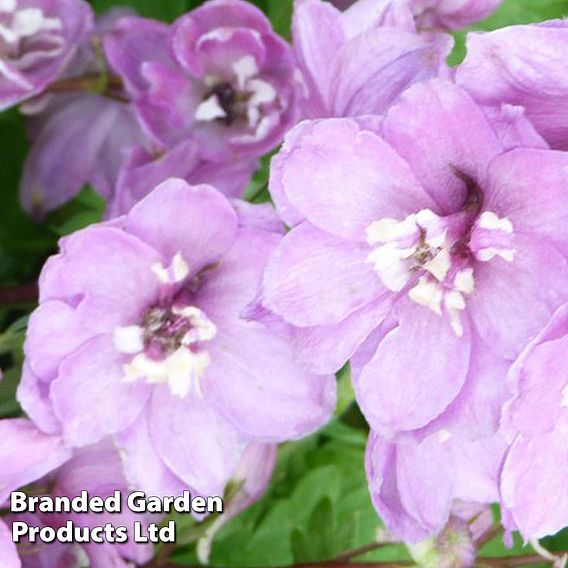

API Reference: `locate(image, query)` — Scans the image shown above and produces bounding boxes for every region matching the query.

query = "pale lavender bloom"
[19,8,147,217]
[366,428,505,542]
[255,79,568,441]
[106,140,257,218]
[500,305,568,540]
[104,0,299,160]
[0,421,155,567]
[0,0,92,110]
[292,0,451,118]
[20,179,335,498]
[456,21,568,151]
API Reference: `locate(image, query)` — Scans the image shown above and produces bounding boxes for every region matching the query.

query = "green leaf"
[267,0,293,39]
[90,0,190,21]
[291,498,337,562]
[46,186,106,236]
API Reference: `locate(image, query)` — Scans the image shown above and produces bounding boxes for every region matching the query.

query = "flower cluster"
[1,0,568,566]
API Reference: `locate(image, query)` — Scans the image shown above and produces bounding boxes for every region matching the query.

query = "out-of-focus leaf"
[46,186,105,236]
[267,0,293,39]
[90,0,190,20]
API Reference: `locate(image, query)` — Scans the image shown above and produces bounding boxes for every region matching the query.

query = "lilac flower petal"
[198,226,281,322]
[39,226,163,328]
[341,0,415,36]
[124,179,238,273]
[17,363,60,434]
[0,519,19,568]
[25,300,95,381]
[172,0,272,78]
[149,387,244,497]
[204,318,336,441]
[292,0,345,116]
[456,23,568,150]
[115,413,189,498]
[273,118,433,241]
[382,79,502,214]
[21,94,143,216]
[366,434,436,543]
[367,428,505,542]
[329,28,451,117]
[103,16,171,93]
[501,431,568,539]
[469,235,568,360]
[0,0,93,111]
[355,299,471,437]
[482,104,548,152]
[290,299,392,374]
[260,222,383,326]
[50,335,151,447]
[485,148,568,256]
[0,419,70,503]
[411,0,500,30]
[423,345,511,440]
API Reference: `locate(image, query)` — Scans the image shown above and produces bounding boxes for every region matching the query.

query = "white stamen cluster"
[195,55,277,141]
[366,209,474,337]
[113,253,217,398]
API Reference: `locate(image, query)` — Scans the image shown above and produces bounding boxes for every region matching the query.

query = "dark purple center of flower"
[142,307,193,359]
[210,82,238,126]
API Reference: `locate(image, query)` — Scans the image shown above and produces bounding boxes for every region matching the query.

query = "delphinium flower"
[104,0,299,161]
[19,179,335,500]
[456,21,568,150]
[499,305,568,540]
[106,139,258,218]
[292,0,451,118]
[0,420,156,567]
[0,0,92,110]
[254,78,568,446]
[366,427,505,541]
[19,7,147,217]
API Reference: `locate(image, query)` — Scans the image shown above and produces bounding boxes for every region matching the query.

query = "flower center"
[113,253,217,398]
[366,208,515,336]
[194,55,277,134]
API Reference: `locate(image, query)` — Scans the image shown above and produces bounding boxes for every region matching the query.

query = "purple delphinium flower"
[292,0,451,118]
[0,420,156,567]
[255,78,568,442]
[19,8,147,217]
[0,0,92,110]
[20,179,335,498]
[104,0,299,160]
[106,139,257,218]
[456,21,568,151]
[366,428,505,542]
[499,305,568,540]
